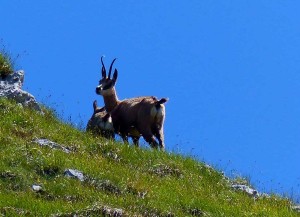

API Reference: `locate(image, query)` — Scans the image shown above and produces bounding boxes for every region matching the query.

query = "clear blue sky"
[1,1,299,202]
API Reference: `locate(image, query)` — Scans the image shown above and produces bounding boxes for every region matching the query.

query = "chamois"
[95,57,168,150]
[86,100,114,139]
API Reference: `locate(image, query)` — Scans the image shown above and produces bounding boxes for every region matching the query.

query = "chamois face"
[96,57,118,96]
[86,102,114,138]
[98,112,114,131]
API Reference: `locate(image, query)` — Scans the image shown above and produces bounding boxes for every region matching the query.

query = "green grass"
[0,98,299,216]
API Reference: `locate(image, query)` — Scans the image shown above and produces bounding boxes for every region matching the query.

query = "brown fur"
[87,100,141,145]
[111,96,167,149]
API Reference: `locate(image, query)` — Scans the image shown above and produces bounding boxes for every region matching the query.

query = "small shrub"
[0,53,14,78]
[0,41,21,78]
[0,51,14,78]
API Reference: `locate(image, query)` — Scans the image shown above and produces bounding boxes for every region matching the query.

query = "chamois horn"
[101,56,106,78]
[108,58,117,79]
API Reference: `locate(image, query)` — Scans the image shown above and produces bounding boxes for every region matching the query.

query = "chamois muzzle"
[96,85,102,95]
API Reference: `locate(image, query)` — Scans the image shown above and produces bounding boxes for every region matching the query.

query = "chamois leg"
[138,126,159,148]
[118,124,131,144]
[121,133,129,144]
[105,131,115,140]
[153,127,165,150]
[142,133,159,149]
[132,136,140,147]
[157,130,165,150]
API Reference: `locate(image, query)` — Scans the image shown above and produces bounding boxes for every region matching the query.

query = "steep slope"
[0,98,298,216]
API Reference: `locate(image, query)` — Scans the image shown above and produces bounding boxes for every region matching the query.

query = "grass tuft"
[0,41,15,78]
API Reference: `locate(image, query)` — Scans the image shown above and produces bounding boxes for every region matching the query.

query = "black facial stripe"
[102,82,114,90]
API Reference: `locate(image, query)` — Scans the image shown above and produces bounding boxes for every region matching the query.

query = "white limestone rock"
[33,138,71,153]
[64,169,85,182]
[231,184,260,198]
[0,70,41,112]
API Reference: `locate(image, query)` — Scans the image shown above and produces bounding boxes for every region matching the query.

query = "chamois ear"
[112,69,118,82]
[93,100,98,111]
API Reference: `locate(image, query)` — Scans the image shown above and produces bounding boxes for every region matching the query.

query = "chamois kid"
[95,57,168,149]
[86,100,114,139]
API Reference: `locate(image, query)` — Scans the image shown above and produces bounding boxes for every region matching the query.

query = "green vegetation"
[0,98,298,216]
[0,45,14,78]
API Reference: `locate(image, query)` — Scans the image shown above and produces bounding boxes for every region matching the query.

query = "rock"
[112,208,123,217]
[231,184,260,198]
[53,203,125,217]
[32,184,43,192]
[292,205,300,212]
[0,70,42,112]
[33,138,71,153]
[64,169,85,182]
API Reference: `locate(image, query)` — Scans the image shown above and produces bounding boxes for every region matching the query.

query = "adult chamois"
[95,57,168,150]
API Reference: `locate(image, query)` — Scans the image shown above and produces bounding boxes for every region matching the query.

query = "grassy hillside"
[0,98,298,216]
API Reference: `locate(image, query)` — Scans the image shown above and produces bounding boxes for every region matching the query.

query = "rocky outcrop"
[231,184,260,198]
[33,138,71,153]
[0,70,41,112]
[292,205,300,213]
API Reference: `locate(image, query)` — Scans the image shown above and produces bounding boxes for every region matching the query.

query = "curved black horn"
[101,56,106,78]
[101,56,106,68]
[108,58,117,79]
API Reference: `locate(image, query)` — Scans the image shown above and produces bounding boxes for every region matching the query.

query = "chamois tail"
[155,98,168,109]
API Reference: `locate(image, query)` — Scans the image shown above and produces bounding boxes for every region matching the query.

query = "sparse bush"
[0,52,14,78]
[0,43,14,78]
[0,40,23,78]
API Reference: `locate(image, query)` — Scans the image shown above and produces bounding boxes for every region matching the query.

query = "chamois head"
[96,56,118,96]
[86,100,114,139]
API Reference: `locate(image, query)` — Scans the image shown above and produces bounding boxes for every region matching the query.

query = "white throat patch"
[101,87,116,96]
